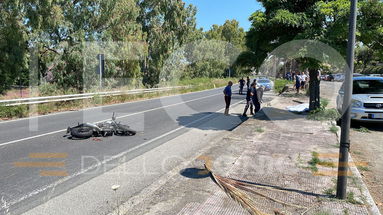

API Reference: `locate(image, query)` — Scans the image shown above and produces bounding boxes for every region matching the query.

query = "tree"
[138,0,198,87]
[24,0,144,90]
[188,19,245,78]
[0,0,28,94]
[244,0,383,110]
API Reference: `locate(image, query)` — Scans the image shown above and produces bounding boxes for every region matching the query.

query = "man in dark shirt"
[238,77,245,95]
[246,77,250,89]
[243,83,254,117]
[252,83,261,114]
[223,81,233,115]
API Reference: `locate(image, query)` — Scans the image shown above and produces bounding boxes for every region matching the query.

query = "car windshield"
[353,80,383,94]
[258,80,270,83]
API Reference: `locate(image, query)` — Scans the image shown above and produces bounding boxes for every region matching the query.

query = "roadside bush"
[0,105,28,119]
[38,83,78,96]
[274,79,293,93]
[308,98,340,121]
[308,108,340,121]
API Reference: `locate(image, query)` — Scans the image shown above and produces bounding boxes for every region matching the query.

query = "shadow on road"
[351,121,383,132]
[255,107,307,121]
[180,168,211,179]
[227,178,330,198]
[176,112,248,131]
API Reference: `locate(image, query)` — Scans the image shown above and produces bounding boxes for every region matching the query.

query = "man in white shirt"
[301,72,308,90]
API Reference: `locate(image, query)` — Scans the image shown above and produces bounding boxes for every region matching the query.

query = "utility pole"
[336,0,357,199]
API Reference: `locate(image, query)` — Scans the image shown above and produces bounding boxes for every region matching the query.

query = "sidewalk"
[113,93,380,215]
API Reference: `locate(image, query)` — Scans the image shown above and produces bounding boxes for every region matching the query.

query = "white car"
[337,76,383,122]
[256,78,274,91]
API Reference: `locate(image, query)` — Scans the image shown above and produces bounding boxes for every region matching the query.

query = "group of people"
[223,77,263,117]
[294,72,309,93]
[285,71,309,93]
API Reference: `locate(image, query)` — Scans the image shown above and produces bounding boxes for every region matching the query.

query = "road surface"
[0,86,273,215]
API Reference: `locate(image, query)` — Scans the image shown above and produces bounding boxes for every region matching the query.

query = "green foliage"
[324,188,335,196]
[38,83,78,96]
[313,212,331,215]
[357,165,370,172]
[0,105,28,119]
[244,0,383,110]
[0,0,247,95]
[308,151,336,172]
[308,152,320,172]
[0,78,230,119]
[308,108,340,121]
[274,79,293,93]
[255,127,264,133]
[0,0,29,94]
[139,0,198,87]
[353,127,371,133]
[308,98,340,121]
[346,191,363,205]
[329,125,339,134]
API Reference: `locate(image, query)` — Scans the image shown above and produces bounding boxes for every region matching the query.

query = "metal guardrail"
[0,86,190,106]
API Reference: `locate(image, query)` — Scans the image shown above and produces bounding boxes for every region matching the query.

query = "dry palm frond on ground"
[204,164,307,215]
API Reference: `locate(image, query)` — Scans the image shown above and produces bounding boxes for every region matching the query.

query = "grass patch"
[324,188,336,196]
[274,79,294,93]
[255,127,265,133]
[308,152,320,172]
[308,108,340,121]
[318,160,336,168]
[313,212,331,215]
[308,151,336,172]
[357,165,370,171]
[0,105,29,119]
[343,208,350,215]
[353,127,371,133]
[352,151,363,155]
[329,125,339,134]
[308,98,340,121]
[346,191,363,205]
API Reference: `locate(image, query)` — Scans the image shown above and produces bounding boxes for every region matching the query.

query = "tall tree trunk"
[309,69,320,110]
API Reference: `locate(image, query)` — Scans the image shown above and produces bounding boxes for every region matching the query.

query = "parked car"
[337,76,383,122]
[334,73,345,82]
[256,78,274,91]
[324,74,334,81]
[369,74,383,77]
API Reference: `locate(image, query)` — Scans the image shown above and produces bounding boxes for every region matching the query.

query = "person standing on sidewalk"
[238,77,245,95]
[295,72,301,94]
[301,72,307,90]
[242,84,254,117]
[246,77,250,89]
[251,82,261,114]
[223,81,233,115]
[257,85,264,104]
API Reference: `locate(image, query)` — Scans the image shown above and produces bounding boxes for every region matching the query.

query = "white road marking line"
[7,100,245,210]
[0,92,222,147]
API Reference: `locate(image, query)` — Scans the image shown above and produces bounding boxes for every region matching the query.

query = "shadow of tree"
[227,178,330,198]
[180,168,211,179]
[255,107,308,121]
[176,112,248,131]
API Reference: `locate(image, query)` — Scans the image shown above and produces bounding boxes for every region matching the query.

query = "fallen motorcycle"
[67,113,136,138]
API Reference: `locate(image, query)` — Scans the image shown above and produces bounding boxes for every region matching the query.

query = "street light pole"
[336,0,357,199]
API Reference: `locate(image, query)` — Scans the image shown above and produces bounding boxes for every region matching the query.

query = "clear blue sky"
[183,0,263,31]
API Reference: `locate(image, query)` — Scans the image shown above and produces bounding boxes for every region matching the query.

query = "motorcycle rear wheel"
[71,126,94,138]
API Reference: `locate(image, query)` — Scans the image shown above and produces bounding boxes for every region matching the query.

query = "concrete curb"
[333,122,381,215]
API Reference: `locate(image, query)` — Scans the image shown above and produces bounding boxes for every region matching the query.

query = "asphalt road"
[0,85,264,215]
